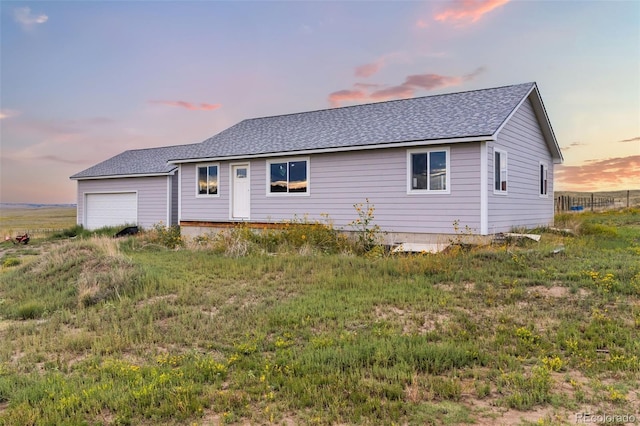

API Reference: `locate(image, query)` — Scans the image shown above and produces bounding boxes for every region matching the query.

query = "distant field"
[0,206,76,238]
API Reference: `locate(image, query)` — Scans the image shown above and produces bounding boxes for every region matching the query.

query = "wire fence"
[555,190,634,212]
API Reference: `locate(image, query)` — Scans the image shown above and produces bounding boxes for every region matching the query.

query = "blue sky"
[1,0,638,203]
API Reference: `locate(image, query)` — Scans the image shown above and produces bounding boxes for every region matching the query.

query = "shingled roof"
[172,82,560,162]
[71,82,561,179]
[70,144,197,180]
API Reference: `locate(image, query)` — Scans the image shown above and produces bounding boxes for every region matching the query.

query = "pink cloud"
[355,61,384,78]
[435,0,510,24]
[404,73,463,90]
[328,89,368,108]
[555,155,640,191]
[329,67,485,107]
[370,85,416,101]
[149,100,222,111]
[403,67,484,91]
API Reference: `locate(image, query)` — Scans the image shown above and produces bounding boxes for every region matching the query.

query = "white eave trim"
[71,171,177,181]
[168,135,494,165]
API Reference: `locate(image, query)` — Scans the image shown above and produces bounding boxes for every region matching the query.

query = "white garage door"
[85,193,137,230]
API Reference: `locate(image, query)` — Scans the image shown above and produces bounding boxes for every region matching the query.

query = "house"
[71,82,563,242]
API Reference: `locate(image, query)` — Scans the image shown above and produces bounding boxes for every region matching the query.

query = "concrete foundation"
[179,222,493,247]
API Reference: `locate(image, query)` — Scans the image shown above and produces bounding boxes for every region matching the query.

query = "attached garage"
[70,144,193,230]
[85,192,138,230]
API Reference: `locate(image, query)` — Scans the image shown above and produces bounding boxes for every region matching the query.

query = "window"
[408,148,449,193]
[268,158,308,194]
[494,150,507,193]
[539,162,548,196]
[197,164,219,196]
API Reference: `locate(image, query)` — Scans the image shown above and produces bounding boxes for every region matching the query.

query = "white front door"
[231,164,250,219]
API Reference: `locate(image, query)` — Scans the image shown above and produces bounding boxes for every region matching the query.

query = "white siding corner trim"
[480,141,488,235]
[166,176,171,225]
[178,164,182,223]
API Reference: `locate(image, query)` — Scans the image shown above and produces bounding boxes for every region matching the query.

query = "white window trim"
[406,147,451,195]
[539,161,549,198]
[493,149,508,195]
[266,156,310,196]
[195,163,220,198]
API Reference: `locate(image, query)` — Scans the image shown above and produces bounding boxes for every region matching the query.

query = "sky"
[1,0,638,204]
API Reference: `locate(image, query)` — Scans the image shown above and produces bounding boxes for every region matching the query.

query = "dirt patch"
[527,285,590,299]
[469,401,569,425]
[374,305,450,335]
[437,281,475,292]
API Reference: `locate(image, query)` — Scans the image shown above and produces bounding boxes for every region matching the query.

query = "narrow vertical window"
[540,163,548,196]
[411,153,428,190]
[270,162,288,192]
[494,150,507,193]
[429,151,447,191]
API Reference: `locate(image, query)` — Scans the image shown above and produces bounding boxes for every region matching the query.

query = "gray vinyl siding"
[488,98,555,233]
[76,176,170,230]
[180,144,482,234]
[180,163,231,221]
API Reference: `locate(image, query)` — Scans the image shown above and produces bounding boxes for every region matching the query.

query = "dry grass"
[0,206,76,239]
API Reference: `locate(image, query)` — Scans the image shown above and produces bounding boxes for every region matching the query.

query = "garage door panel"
[86,193,137,230]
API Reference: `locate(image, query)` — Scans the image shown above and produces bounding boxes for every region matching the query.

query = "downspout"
[480,141,488,235]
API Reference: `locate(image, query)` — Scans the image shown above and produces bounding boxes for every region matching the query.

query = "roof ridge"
[120,142,201,154]
[240,82,536,122]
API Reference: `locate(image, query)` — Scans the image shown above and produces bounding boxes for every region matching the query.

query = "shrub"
[497,366,553,409]
[350,199,383,253]
[2,258,20,268]
[579,222,618,237]
[279,214,349,254]
[185,216,351,256]
[146,223,184,249]
[16,301,45,319]
[50,224,86,239]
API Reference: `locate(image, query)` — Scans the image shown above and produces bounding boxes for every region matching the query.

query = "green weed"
[1,258,20,268]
